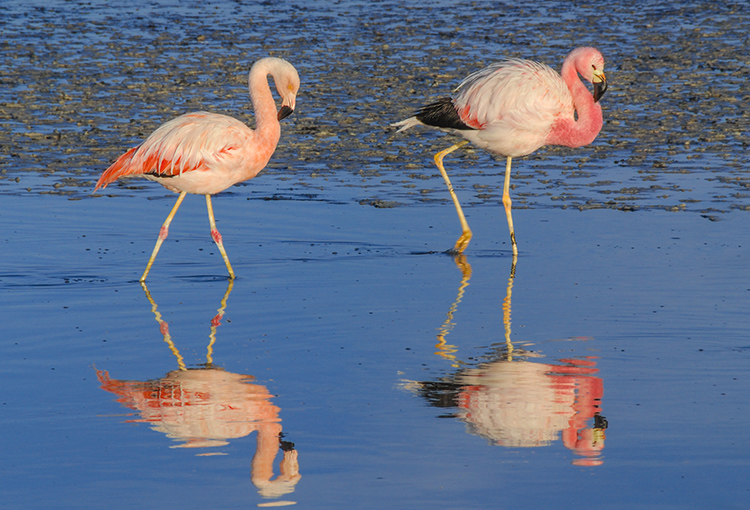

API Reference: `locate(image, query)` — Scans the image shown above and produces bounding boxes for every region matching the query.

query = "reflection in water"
[416,255,607,466]
[96,281,301,500]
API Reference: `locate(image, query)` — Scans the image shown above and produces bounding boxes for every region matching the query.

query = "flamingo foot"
[450,229,473,255]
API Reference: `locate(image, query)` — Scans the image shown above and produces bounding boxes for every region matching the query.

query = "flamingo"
[393,47,608,256]
[95,57,300,281]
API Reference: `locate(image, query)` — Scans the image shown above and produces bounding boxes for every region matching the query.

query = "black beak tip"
[278,105,294,121]
[593,81,608,103]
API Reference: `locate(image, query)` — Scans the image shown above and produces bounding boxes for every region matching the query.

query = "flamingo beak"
[278,105,294,121]
[592,70,607,103]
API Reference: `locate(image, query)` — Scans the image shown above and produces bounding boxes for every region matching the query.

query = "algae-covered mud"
[1,1,748,213]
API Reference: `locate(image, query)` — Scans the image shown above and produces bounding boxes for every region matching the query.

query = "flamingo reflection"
[413,255,607,466]
[96,281,301,499]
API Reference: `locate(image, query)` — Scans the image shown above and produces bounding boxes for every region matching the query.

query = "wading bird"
[393,47,607,255]
[95,57,300,281]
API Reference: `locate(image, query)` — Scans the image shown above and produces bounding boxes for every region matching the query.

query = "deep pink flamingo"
[95,57,300,281]
[393,47,608,255]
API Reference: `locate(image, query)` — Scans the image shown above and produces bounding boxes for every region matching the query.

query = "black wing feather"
[415,97,475,131]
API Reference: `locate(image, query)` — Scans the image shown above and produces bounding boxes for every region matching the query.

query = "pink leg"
[140,191,187,282]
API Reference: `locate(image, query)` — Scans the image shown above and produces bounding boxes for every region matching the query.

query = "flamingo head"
[568,47,608,103]
[275,61,300,121]
[583,48,607,103]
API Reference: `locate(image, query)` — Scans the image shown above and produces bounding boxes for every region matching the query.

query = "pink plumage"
[96,57,300,281]
[394,47,608,256]
[96,112,277,195]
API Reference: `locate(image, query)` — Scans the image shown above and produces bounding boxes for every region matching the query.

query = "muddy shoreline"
[1,1,748,213]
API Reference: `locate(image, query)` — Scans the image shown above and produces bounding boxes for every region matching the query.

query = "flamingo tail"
[95,146,139,191]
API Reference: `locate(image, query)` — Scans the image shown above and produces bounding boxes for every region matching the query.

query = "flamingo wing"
[453,59,573,132]
[95,112,252,191]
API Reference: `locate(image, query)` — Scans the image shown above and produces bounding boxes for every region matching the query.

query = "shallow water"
[2,1,750,509]
[3,197,749,509]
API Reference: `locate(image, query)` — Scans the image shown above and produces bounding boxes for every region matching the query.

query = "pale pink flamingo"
[95,57,300,281]
[393,47,608,255]
[96,280,301,498]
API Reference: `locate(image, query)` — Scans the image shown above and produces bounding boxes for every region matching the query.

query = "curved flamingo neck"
[547,55,603,148]
[248,62,282,146]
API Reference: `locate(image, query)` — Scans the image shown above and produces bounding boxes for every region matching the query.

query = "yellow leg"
[141,191,187,282]
[206,195,235,279]
[435,253,472,368]
[140,281,187,370]
[502,156,519,256]
[502,254,518,360]
[434,140,472,253]
[206,279,234,366]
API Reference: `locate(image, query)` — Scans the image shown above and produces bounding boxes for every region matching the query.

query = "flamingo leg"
[205,195,236,280]
[140,191,188,282]
[502,156,519,256]
[434,140,472,253]
[435,253,472,368]
[503,253,518,360]
[207,279,234,366]
[140,281,187,370]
